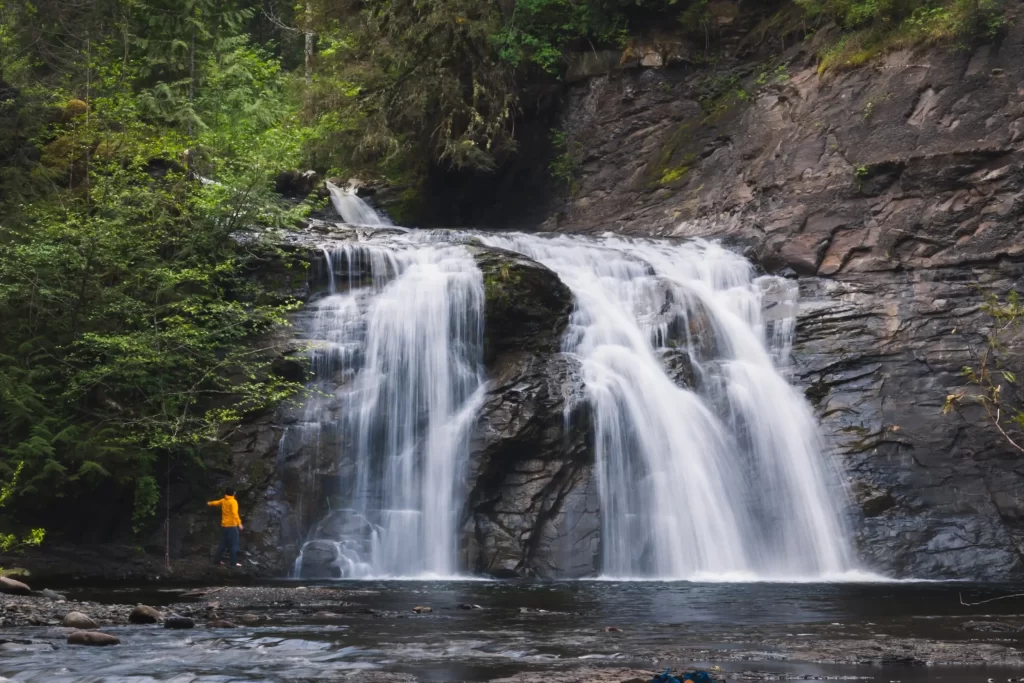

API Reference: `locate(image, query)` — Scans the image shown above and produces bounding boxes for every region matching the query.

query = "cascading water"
[326,181,393,226]
[478,233,855,580]
[291,234,485,578]
[291,209,856,580]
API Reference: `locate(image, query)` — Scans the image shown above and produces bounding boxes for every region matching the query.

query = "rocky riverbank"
[4,583,1024,669]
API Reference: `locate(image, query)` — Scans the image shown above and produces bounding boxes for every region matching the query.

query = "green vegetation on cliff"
[797,0,1007,71]
[0,0,309,536]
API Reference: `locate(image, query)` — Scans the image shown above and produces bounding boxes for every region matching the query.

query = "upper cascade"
[326,181,393,227]
[290,226,857,581]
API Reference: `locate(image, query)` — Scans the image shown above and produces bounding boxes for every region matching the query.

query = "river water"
[3,580,1023,682]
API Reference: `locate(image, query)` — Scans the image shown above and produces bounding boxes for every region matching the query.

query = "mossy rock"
[471,247,573,365]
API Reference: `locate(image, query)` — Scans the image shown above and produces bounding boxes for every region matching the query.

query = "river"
[3,580,1023,681]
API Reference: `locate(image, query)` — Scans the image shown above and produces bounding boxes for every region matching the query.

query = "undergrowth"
[799,0,1008,73]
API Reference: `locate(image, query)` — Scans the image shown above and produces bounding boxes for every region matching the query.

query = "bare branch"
[960,592,1024,606]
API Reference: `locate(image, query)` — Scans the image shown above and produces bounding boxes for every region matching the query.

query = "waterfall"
[478,233,854,580]
[326,181,392,226]
[292,235,485,578]
[291,227,856,581]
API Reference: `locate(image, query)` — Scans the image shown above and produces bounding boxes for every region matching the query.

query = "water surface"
[4,580,1023,682]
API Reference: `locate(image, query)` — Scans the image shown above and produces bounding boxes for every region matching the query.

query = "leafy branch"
[944,292,1024,454]
[0,463,46,554]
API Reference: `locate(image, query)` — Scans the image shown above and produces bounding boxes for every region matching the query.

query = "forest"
[0,0,1008,545]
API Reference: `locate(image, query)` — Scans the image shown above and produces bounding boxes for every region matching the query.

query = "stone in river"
[164,614,195,629]
[62,611,98,629]
[39,589,66,601]
[129,604,163,624]
[67,631,120,646]
[206,619,237,628]
[412,605,432,613]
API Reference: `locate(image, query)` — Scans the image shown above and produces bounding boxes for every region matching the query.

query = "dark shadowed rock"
[276,169,320,198]
[297,540,341,579]
[461,248,600,578]
[164,614,195,629]
[472,247,573,363]
[67,631,120,646]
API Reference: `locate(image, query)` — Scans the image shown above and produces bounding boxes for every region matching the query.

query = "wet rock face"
[539,6,1024,577]
[464,249,599,578]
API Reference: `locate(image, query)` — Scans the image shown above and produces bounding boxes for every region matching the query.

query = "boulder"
[472,248,573,363]
[67,631,120,646]
[164,614,195,629]
[62,611,98,629]
[129,604,163,624]
[0,576,31,595]
[412,606,432,614]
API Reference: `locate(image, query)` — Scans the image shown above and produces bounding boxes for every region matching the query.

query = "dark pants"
[215,526,240,565]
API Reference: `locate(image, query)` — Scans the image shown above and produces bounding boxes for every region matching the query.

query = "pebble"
[39,589,66,601]
[67,631,120,646]
[62,611,98,629]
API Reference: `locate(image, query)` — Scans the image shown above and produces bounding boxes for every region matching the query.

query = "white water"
[327,181,392,226]
[478,233,854,579]
[291,234,485,578]
[291,214,856,580]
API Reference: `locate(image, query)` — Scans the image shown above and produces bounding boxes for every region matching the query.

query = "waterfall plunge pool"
[3,579,1023,682]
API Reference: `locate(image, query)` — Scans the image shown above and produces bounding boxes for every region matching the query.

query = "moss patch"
[812,0,1008,74]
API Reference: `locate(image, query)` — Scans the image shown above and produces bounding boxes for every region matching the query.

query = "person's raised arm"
[208,498,223,507]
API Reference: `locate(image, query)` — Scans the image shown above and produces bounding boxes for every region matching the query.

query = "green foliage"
[798,0,1008,72]
[0,463,45,553]
[493,0,628,74]
[0,0,308,533]
[945,292,1024,454]
[549,129,581,191]
[303,0,515,175]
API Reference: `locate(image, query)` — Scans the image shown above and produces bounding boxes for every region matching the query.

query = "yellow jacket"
[207,495,242,527]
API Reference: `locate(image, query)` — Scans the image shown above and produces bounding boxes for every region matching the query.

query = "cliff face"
[539,9,1024,577]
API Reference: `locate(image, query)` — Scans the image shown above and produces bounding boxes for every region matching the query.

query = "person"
[208,487,243,567]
